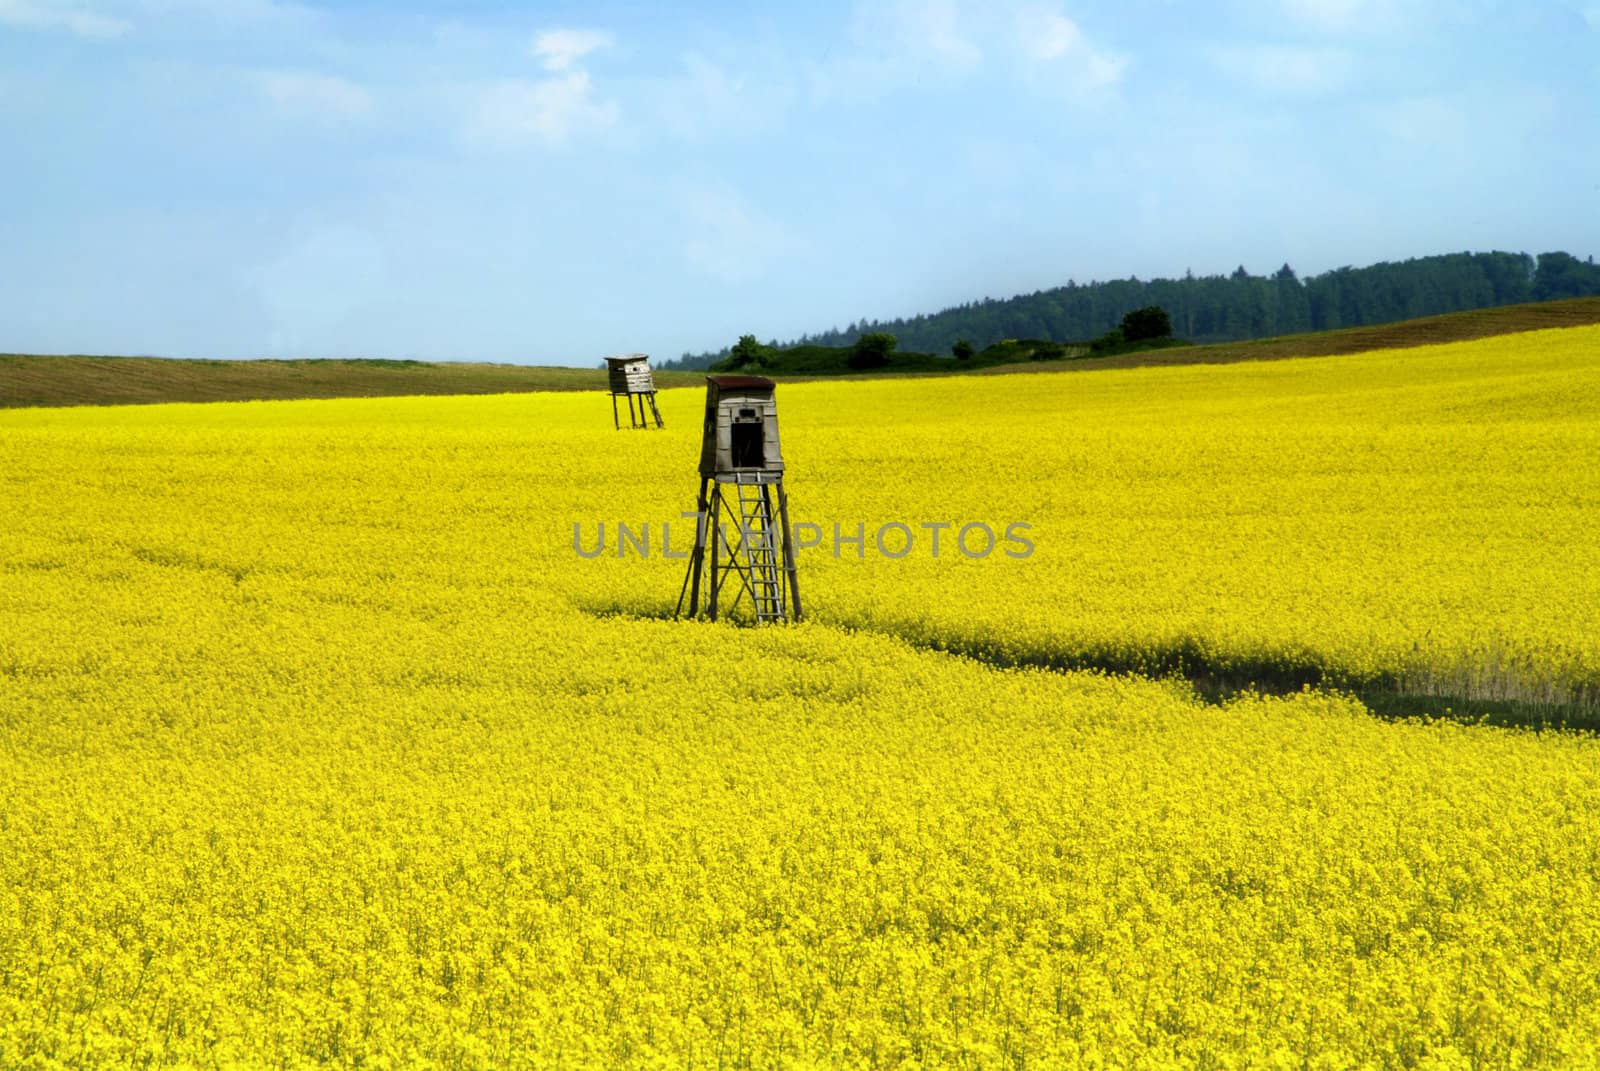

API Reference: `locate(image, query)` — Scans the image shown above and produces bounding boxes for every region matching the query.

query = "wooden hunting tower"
[676,375,800,623]
[698,375,784,478]
[606,354,664,429]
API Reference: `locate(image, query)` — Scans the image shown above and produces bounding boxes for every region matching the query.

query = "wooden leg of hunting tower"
[677,479,710,619]
[707,484,721,621]
[674,522,696,620]
[611,393,620,430]
[777,483,801,622]
[649,392,664,428]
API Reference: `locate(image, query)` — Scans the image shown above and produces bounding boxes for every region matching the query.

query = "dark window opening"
[731,422,765,468]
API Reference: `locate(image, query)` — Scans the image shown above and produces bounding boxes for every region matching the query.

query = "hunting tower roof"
[705,374,775,390]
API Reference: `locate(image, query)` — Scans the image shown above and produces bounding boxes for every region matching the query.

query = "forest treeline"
[664,250,1600,370]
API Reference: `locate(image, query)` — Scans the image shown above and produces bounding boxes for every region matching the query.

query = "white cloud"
[532,27,614,72]
[0,0,129,36]
[462,26,618,149]
[680,184,803,285]
[817,0,1123,100]
[1018,7,1081,59]
[1014,5,1127,91]
[1212,44,1354,95]
[466,72,617,149]
[255,71,373,123]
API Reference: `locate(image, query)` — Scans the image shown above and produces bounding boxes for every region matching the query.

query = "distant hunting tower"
[676,375,801,624]
[606,354,664,429]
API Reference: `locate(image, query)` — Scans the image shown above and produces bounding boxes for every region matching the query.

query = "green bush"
[848,332,898,370]
[1090,327,1126,353]
[1120,306,1174,343]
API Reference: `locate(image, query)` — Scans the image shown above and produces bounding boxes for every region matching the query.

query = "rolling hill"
[4,296,1598,409]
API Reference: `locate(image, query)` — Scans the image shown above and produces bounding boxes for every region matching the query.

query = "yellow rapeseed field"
[2,325,1599,1067]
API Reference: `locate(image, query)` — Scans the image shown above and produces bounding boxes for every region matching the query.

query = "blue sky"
[2,0,1597,364]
